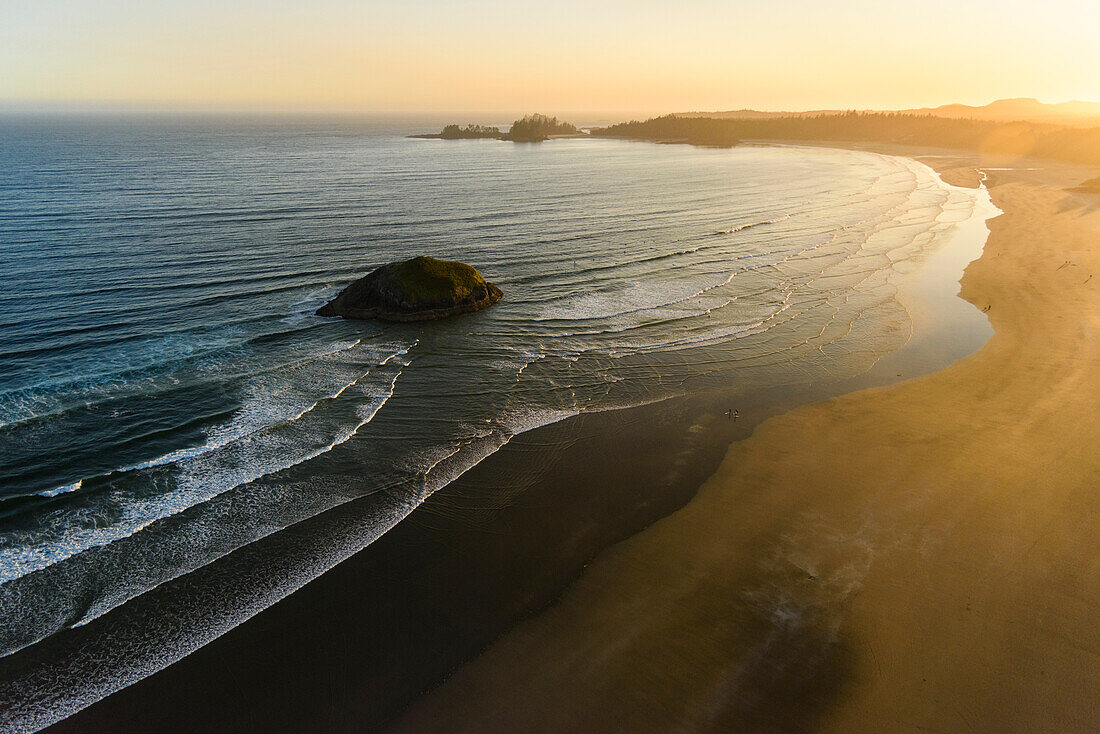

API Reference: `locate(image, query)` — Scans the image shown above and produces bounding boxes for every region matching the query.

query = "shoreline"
[25,144,1030,733]
[389,151,1100,731]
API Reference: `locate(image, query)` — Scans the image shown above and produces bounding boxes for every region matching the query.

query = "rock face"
[316,256,502,322]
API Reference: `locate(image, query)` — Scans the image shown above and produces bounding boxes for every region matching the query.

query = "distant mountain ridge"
[907,98,1100,127]
[679,98,1100,128]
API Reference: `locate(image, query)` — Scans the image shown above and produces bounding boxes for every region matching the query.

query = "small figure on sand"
[725,409,739,421]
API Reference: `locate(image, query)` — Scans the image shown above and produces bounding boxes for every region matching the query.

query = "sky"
[2,0,1099,116]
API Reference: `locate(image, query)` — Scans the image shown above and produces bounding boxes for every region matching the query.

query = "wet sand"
[389,155,1100,732]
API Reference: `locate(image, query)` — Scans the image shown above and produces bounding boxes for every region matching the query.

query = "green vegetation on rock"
[388,256,487,304]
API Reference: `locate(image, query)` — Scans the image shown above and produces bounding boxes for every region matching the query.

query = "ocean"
[0,116,996,730]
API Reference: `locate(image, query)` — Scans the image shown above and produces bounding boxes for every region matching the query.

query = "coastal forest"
[592,112,1100,166]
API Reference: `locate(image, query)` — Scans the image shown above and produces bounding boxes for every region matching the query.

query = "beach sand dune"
[390,161,1100,732]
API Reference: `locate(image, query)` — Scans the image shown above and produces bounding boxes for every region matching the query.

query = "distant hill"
[679,98,1100,128]
[906,98,1100,128]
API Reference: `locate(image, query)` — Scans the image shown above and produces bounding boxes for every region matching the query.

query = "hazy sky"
[2,0,1098,115]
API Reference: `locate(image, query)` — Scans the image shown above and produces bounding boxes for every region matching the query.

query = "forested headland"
[591,112,1100,165]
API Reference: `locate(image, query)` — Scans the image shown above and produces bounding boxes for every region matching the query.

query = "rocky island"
[316,256,502,322]
[409,124,502,140]
[410,114,580,143]
[501,114,580,142]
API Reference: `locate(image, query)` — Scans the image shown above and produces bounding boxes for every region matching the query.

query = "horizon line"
[2,96,1099,120]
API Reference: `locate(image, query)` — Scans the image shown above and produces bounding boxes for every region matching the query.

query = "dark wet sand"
[41,382,820,734]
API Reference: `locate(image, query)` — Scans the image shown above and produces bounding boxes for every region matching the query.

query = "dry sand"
[389,155,1100,732]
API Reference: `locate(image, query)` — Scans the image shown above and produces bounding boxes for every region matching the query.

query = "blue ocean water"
[0,116,993,729]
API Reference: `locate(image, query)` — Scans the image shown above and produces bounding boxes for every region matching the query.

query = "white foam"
[23,338,367,490]
[0,342,411,585]
[0,333,365,431]
[36,480,82,499]
[280,285,342,325]
[712,212,791,235]
[66,368,406,630]
[534,270,738,323]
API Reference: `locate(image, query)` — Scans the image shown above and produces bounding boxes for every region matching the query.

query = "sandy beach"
[389,154,1100,732]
